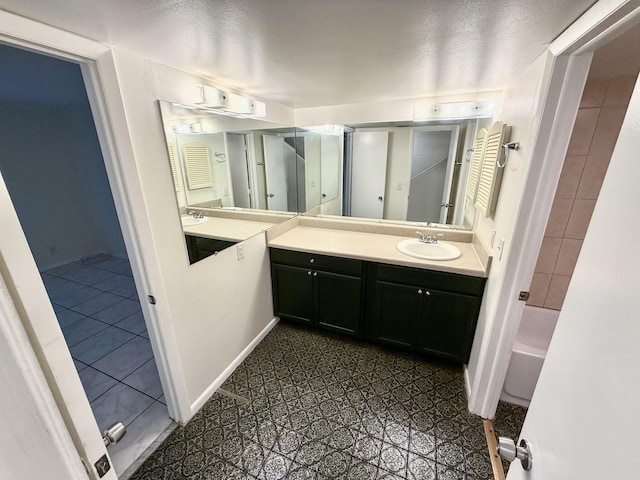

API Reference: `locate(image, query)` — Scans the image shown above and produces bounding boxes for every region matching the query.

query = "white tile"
[79,367,118,402]
[123,359,164,399]
[93,274,135,292]
[93,299,141,324]
[90,383,154,432]
[70,326,135,364]
[55,286,104,308]
[92,336,153,380]
[71,292,123,316]
[55,308,86,329]
[115,311,147,335]
[109,402,173,477]
[62,318,110,347]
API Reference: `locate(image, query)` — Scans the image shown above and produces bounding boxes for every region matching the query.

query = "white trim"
[0,6,190,473]
[471,1,640,417]
[0,272,87,479]
[190,317,280,415]
[549,0,640,56]
[471,54,593,418]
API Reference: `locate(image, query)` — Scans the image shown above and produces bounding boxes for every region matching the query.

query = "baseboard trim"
[463,364,472,405]
[189,317,279,416]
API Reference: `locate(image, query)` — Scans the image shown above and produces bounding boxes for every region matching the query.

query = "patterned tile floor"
[492,402,528,474]
[41,255,173,477]
[130,322,527,480]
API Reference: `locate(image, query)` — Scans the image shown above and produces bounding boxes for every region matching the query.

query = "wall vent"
[182,142,213,190]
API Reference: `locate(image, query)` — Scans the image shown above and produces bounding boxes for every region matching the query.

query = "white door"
[226,133,251,208]
[320,134,341,202]
[351,131,388,218]
[262,135,288,211]
[406,126,460,224]
[506,76,640,479]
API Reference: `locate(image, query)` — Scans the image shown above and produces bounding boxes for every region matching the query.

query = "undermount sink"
[181,215,208,227]
[396,238,461,261]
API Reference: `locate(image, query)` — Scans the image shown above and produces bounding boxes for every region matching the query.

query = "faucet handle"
[415,231,426,242]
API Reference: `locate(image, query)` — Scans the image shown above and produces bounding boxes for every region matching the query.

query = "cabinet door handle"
[425,291,431,296]
[307,271,312,276]
[418,289,423,295]
[313,272,318,277]
[310,258,315,264]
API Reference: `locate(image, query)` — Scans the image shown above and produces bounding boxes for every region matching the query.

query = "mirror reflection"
[317,118,493,229]
[158,101,303,264]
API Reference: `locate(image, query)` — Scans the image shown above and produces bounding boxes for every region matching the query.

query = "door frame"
[468,0,640,418]
[0,9,190,478]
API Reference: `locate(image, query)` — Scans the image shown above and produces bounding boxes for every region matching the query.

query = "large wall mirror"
[159,101,320,264]
[310,116,494,229]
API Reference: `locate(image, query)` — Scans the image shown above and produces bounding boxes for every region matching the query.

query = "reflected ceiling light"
[195,84,266,117]
[413,100,503,121]
[304,124,344,136]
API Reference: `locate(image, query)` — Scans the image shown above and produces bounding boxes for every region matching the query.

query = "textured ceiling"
[0,0,597,107]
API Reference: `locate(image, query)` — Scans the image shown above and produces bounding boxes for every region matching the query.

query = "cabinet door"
[315,271,362,336]
[272,264,314,324]
[372,281,422,349]
[418,289,479,363]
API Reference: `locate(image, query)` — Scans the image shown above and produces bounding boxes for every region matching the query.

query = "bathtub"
[500,306,559,407]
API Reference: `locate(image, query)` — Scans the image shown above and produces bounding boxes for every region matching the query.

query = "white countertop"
[268,226,489,277]
[182,216,277,242]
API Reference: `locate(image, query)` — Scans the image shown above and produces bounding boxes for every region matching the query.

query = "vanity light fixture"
[304,124,344,136]
[413,99,503,121]
[195,84,266,117]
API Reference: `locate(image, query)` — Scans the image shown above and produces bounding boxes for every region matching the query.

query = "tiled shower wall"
[527,76,636,309]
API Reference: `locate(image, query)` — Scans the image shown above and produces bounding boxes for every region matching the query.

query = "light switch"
[236,243,245,260]
[396,183,403,191]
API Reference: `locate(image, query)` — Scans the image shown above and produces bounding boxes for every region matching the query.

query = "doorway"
[0,44,173,477]
[499,23,640,410]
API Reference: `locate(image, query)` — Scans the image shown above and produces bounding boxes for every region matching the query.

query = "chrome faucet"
[188,210,204,219]
[416,231,442,244]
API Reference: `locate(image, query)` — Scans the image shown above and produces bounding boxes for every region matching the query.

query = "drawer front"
[270,248,363,276]
[375,263,485,296]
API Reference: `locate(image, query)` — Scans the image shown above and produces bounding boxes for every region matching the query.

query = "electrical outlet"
[236,243,245,260]
[311,180,316,187]
[490,229,497,248]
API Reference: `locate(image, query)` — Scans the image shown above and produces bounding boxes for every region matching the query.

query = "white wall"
[0,101,127,270]
[466,52,560,415]
[111,52,294,410]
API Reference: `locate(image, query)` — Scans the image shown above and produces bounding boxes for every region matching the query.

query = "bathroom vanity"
[268,217,490,364]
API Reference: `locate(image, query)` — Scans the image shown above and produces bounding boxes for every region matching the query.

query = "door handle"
[268,193,275,198]
[497,437,532,471]
[103,422,126,447]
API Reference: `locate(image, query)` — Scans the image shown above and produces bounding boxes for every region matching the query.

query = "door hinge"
[518,291,530,301]
[148,295,156,305]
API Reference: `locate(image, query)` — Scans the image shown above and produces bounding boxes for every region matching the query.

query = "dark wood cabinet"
[185,235,236,264]
[270,249,363,336]
[270,248,486,364]
[366,263,485,363]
